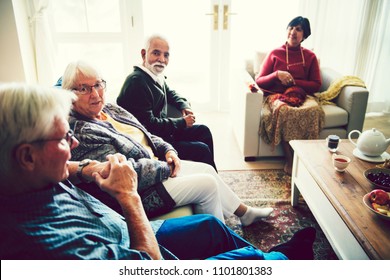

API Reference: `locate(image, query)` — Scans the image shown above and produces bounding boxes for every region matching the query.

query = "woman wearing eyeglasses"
[61,60,273,225]
[255,16,323,175]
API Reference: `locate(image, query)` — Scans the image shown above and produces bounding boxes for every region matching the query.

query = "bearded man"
[117,35,217,170]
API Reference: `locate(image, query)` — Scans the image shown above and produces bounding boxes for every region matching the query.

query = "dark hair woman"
[255,16,323,175]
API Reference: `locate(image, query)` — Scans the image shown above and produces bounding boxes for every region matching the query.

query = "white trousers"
[162,160,241,223]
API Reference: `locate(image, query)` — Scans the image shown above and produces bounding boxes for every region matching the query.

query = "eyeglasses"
[30,130,75,147]
[72,80,106,95]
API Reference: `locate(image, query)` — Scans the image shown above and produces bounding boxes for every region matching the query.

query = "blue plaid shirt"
[0,181,174,260]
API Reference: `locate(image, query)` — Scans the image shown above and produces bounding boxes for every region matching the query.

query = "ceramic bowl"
[332,154,351,172]
[362,192,390,221]
[364,168,390,191]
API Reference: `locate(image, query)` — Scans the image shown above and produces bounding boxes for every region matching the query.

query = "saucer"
[353,148,390,163]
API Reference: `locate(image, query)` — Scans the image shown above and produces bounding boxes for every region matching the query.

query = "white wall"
[0,0,25,82]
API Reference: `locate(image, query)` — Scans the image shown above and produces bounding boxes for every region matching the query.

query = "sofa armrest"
[231,70,264,158]
[335,86,369,134]
[320,67,369,134]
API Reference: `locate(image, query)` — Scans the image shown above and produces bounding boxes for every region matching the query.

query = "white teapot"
[348,128,390,156]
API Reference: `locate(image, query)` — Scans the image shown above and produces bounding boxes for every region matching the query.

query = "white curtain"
[299,0,390,114]
[27,0,56,86]
[354,0,390,113]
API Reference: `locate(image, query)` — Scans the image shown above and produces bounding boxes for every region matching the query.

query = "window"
[47,0,138,102]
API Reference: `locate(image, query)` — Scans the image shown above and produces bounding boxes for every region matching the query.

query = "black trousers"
[167,124,217,171]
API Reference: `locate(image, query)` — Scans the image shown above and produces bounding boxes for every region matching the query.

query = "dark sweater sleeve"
[117,74,187,137]
[255,52,280,89]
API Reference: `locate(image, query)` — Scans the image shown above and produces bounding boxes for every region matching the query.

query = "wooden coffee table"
[290,139,390,260]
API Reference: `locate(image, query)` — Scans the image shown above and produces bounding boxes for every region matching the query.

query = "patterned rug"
[219,169,338,260]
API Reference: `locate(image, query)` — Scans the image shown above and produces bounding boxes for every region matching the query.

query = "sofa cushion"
[150,205,193,221]
[322,104,348,128]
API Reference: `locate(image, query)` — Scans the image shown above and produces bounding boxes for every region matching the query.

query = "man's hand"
[93,154,138,199]
[182,108,194,116]
[93,153,161,260]
[182,109,195,128]
[183,114,196,128]
[82,160,110,182]
[165,150,181,177]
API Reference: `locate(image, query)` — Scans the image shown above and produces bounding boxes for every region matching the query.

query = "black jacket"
[117,66,191,138]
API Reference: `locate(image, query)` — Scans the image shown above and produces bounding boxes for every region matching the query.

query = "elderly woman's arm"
[71,130,171,190]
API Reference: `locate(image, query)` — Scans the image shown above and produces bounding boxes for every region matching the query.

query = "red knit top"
[255,44,321,95]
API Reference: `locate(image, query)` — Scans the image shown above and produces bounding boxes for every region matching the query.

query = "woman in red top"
[256,16,323,174]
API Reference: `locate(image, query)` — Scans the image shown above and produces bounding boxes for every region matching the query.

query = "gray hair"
[62,60,102,90]
[144,34,169,51]
[0,83,75,175]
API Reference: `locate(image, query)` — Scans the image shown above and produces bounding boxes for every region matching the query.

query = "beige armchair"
[231,56,369,161]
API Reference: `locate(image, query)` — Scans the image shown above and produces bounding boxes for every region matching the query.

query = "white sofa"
[231,64,369,161]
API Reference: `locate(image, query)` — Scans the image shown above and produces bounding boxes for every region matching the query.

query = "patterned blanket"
[259,95,325,147]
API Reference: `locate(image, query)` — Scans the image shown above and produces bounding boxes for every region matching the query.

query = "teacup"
[332,154,351,172]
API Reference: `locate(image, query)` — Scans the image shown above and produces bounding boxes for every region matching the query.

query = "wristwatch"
[77,159,92,183]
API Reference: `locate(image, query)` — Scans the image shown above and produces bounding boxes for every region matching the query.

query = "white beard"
[145,61,166,76]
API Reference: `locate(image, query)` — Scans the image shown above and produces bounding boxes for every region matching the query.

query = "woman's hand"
[165,150,181,177]
[277,70,295,86]
[93,154,138,199]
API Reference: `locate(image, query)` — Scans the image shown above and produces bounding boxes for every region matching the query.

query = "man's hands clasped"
[92,154,138,200]
[182,108,195,128]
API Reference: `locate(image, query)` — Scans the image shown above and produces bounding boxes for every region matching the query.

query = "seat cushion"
[150,205,193,221]
[322,104,348,128]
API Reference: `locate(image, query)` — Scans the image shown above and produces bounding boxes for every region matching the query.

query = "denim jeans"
[156,214,287,260]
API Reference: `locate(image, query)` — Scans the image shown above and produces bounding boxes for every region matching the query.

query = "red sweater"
[255,44,321,95]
